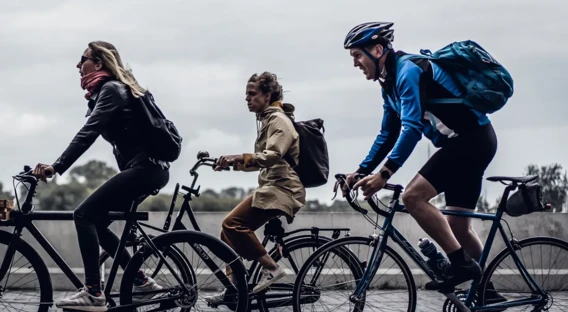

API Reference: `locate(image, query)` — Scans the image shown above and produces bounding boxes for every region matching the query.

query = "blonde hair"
[88,41,145,98]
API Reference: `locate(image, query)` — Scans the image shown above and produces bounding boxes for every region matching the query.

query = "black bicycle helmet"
[344,22,394,49]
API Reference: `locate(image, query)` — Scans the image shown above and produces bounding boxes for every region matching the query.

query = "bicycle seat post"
[104,198,142,297]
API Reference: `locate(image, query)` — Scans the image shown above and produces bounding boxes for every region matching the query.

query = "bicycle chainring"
[442,290,477,312]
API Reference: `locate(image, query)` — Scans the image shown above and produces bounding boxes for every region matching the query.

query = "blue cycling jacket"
[357,52,491,175]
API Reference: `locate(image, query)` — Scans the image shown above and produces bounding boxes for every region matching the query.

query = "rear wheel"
[120,230,249,312]
[480,236,568,311]
[254,235,339,312]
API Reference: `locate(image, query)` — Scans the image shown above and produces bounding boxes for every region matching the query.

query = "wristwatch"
[380,170,391,180]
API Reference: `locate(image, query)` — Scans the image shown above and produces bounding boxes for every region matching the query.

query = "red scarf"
[80,70,113,100]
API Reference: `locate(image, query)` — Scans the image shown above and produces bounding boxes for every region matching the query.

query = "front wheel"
[292,235,417,312]
[0,229,53,312]
[120,230,249,312]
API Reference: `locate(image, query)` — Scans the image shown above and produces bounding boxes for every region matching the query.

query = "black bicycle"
[0,166,249,312]
[98,150,355,312]
[292,173,568,312]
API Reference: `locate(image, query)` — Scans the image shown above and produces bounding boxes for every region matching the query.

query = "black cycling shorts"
[418,122,497,209]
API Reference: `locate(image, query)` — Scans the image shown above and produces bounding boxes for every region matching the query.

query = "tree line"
[1,160,566,213]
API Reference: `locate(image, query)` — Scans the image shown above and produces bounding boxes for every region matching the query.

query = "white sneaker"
[133,277,163,300]
[252,266,286,293]
[56,286,107,311]
[203,289,226,305]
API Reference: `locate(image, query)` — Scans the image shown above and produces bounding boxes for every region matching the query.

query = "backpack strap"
[270,110,298,169]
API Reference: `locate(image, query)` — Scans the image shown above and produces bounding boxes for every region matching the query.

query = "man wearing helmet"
[342,22,505,302]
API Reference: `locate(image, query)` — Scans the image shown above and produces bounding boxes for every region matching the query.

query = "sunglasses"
[80,55,96,65]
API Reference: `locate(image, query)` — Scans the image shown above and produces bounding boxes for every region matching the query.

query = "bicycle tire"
[480,236,568,310]
[119,230,249,312]
[0,229,53,312]
[98,233,197,293]
[254,235,339,312]
[292,235,417,312]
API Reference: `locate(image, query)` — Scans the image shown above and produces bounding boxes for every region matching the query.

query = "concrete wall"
[2,211,567,290]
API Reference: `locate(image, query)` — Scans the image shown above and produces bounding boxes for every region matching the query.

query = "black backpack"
[284,117,329,188]
[137,90,183,162]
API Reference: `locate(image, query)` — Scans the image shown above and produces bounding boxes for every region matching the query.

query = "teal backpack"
[396,40,514,114]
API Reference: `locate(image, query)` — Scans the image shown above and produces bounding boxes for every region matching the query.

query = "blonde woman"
[33,41,167,311]
[205,72,306,304]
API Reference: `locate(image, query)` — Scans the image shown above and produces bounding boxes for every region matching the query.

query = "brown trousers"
[220,195,284,261]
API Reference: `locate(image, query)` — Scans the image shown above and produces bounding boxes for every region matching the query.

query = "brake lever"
[331,176,358,201]
[331,185,339,200]
[332,176,347,200]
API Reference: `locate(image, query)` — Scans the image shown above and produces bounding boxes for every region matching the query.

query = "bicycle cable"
[12,179,25,212]
[333,177,384,230]
[501,217,514,239]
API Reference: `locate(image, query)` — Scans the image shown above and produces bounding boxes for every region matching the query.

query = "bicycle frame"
[1,169,195,311]
[344,178,547,312]
[146,181,351,297]
[128,154,352,309]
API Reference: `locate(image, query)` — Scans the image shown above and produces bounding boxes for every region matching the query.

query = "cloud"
[1,111,55,137]
[0,0,567,208]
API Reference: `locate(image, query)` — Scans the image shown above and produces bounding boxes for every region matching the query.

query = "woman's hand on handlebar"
[32,163,55,182]
[214,154,243,171]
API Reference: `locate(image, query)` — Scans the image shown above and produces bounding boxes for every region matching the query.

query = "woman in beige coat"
[205,72,305,303]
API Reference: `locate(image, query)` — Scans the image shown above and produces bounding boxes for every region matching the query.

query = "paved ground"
[2,290,566,311]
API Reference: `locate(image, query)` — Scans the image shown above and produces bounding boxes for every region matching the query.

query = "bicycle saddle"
[486,175,538,184]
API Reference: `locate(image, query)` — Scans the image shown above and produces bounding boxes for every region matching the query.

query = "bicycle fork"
[349,231,387,304]
[347,232,472,312]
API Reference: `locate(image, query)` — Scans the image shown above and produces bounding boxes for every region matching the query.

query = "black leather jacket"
[52,79,168,175]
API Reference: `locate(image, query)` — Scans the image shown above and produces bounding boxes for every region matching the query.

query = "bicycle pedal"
[425,280,455,293]
[428,282,455,294]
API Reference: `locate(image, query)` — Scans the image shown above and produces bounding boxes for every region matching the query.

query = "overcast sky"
[1,0,566,207]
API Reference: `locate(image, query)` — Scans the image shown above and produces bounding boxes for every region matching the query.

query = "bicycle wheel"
[98,233,198,295]
[292,235,417,312]
[480,236,568,311]
[120,230,249,312]
[253,235,341,312]
[0,229,52,312]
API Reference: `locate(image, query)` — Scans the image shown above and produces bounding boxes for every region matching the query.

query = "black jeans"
[73,163,169,286]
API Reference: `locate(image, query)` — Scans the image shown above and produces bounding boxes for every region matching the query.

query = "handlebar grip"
[45,168,55,178]
[212,158,231,171]
[346,194,368,215]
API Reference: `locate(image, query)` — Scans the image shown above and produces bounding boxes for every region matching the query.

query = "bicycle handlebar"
[182,150,232,197]
[189,157,230,175]
[333,173,368,215]
[11,166,42,214]
[14,166,38,184]
[333,173,405,217]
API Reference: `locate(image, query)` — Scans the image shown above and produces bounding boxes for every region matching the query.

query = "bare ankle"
[256,254,278,270]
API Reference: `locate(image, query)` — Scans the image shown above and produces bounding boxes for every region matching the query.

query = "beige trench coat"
[233,101,306,216]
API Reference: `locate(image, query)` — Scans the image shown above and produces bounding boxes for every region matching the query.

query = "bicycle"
[0,165,249,312]
[98,150,354,312]
[292,173,568,312]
